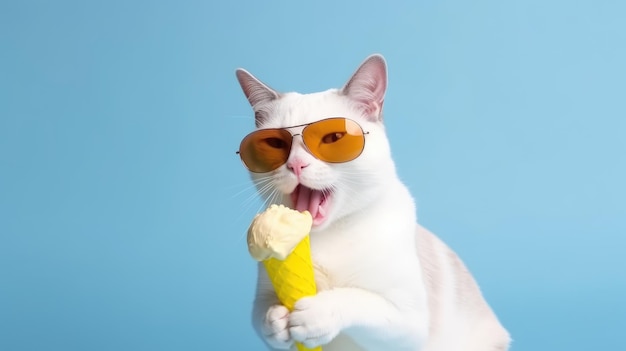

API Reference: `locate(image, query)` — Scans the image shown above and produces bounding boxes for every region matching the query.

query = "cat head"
[236,55,397,231]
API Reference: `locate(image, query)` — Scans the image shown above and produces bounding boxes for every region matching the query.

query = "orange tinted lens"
[239,129,292,172]
[302,118,365,163]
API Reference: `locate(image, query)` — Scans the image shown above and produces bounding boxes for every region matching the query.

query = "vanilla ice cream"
[247,204,313,261]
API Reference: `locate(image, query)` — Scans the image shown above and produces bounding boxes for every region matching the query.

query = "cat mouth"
[290,184,331,226]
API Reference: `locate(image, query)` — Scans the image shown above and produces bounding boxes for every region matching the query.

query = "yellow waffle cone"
[263,235,322,351]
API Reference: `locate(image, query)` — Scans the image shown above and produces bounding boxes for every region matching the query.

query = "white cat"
[235,54,511,351]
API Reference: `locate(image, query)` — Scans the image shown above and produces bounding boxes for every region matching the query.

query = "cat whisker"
[224,177,270,191]
[235,187,285,243]
[230,181,271,201]
[231,179,278,225]
[229,175,275,200]
[334,180,366,202]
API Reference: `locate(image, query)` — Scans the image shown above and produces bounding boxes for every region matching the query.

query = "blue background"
[1,1,625,350]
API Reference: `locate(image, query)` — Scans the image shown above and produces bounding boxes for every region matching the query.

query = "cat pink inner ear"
[342,54,388,120]
[235,68,279,108]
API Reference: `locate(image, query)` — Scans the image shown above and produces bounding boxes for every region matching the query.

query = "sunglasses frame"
[236,117,369,173]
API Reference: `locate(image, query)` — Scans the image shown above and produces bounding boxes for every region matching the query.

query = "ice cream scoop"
[247,204,313,261]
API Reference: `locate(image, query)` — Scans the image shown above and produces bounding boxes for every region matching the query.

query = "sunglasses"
[237,117,369,173]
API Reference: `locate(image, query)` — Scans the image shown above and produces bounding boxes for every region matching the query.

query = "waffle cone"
[263,235,321,351]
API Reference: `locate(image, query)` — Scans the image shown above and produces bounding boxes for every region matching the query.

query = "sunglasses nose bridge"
[288,133,306,151]
[283,124,304,145]
[286,132,316,162]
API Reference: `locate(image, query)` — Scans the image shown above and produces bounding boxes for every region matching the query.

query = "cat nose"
[287,158,309,178]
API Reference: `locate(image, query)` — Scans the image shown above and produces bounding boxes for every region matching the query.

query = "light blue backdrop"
[1,1,624,350]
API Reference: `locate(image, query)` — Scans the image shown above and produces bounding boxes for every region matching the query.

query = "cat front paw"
[289,292,343,348]
[262,305,294,350]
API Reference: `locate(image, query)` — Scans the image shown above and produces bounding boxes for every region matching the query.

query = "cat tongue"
[294,185,323,220]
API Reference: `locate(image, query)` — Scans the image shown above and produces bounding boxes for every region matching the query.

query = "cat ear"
[341,54,387,120]
[235,69,280,126]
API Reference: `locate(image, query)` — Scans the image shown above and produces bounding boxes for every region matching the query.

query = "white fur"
[236,55,511,351]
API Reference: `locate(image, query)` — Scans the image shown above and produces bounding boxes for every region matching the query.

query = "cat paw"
[289,293,343,348]
[262,305,294,350]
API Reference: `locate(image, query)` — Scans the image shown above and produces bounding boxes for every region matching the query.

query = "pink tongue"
[294,186,323,219]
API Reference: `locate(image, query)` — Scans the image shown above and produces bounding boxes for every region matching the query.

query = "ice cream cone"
[247,205,322,351]
[263,235,321,351]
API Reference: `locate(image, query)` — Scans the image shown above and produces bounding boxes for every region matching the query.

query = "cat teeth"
[317,206,326,218]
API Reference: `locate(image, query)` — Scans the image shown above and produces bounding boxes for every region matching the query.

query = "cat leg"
[252,265,295,350]
[288,287,427,349]
[254,302,294,350]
